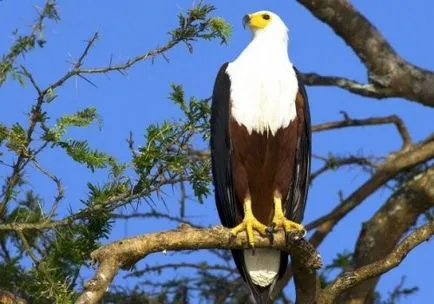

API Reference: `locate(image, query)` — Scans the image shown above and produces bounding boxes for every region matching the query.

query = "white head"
[242,11,288,43]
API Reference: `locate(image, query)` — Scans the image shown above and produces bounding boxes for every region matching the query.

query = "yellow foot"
[272,213,305,236]
[272,194,306,238]
[231,214,267,247]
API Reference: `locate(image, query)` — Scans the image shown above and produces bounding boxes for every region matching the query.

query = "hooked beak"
[242,14,250,29]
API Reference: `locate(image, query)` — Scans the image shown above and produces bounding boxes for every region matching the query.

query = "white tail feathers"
[243,249,280,287]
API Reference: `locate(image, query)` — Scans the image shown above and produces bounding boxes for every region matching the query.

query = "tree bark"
[339,167,434,303]
[298,0,434,107]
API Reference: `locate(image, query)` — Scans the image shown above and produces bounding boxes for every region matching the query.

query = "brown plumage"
[211,61,311,303]
[229,92,307,225]
[210,10,311,304]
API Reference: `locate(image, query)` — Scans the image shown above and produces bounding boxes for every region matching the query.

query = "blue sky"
[1,0,434,302]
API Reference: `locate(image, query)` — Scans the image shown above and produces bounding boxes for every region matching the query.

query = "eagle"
[210,11,311,303]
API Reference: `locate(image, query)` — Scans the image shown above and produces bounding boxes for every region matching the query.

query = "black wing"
[285,68,311,223]
[210,63,273,304]
[210,62,238,228]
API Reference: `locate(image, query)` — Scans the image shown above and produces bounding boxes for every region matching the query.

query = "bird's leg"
[271,192,305,236]
[231,198,268,247]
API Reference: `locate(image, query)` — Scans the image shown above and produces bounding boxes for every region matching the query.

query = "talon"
[230,216,267,248]
[272,209,304,233]
[230,198,267,248]
[272,215,305,234]
[272,194,305,236]
[266,226,274,242]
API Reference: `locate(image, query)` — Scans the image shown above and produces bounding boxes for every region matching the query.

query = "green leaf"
[0,123,8,144]
[6,123,28,154]
[169,3,231,47]
[59,140,112,172]
[209,17,232,44]
[43,107,100,142]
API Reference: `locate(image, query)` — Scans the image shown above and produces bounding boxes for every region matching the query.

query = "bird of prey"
[210,11,311,303]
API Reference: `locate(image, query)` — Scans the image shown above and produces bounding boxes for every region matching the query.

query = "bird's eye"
[262,14,270,20]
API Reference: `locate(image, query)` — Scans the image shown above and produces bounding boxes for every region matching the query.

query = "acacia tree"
[0,1,433,304]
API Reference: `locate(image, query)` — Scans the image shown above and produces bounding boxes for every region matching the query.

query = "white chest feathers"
[226,56,298,135]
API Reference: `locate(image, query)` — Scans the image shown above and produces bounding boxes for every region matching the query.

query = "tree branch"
[306,138,434,244]
[274,136,434,297]
[312,115,412,149]
[46,34,178,92]
[125,262,237,279]
[317,220,434,303]
[298,0,434,107]
[301,73,394,99]
[339,166,434,303]
[0,290,28,304]
[113,210,203,229]
[76,225,322,304]
[310,154,374,182]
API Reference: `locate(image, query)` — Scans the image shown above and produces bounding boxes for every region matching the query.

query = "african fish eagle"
[210,11,311,303]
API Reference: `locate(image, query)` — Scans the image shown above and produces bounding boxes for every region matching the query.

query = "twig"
[306,138,434,235]
[310,155,374,182]
[46,36,178,92]
[75,32,99,69]
[0,94,46,215]
[312,115,412,149]
[0,0,58,86]
[113,210,202,229]
[20,65,42,95]
[31,159,64,219]
[125,262,236,279]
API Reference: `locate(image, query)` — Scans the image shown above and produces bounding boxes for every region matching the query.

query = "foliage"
[0,0,60,85]
[0,1,229,302]
[0,1,431,303]
[133,84,211,203]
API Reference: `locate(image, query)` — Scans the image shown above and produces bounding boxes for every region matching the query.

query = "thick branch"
[0,290,28,304]
[76,225,322,304]
[298,0,434,106]
[340,166,434,303]
[274,137,434,297]
[301,73,395,100]
[317,220,434,304]
[292,255,320,304]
